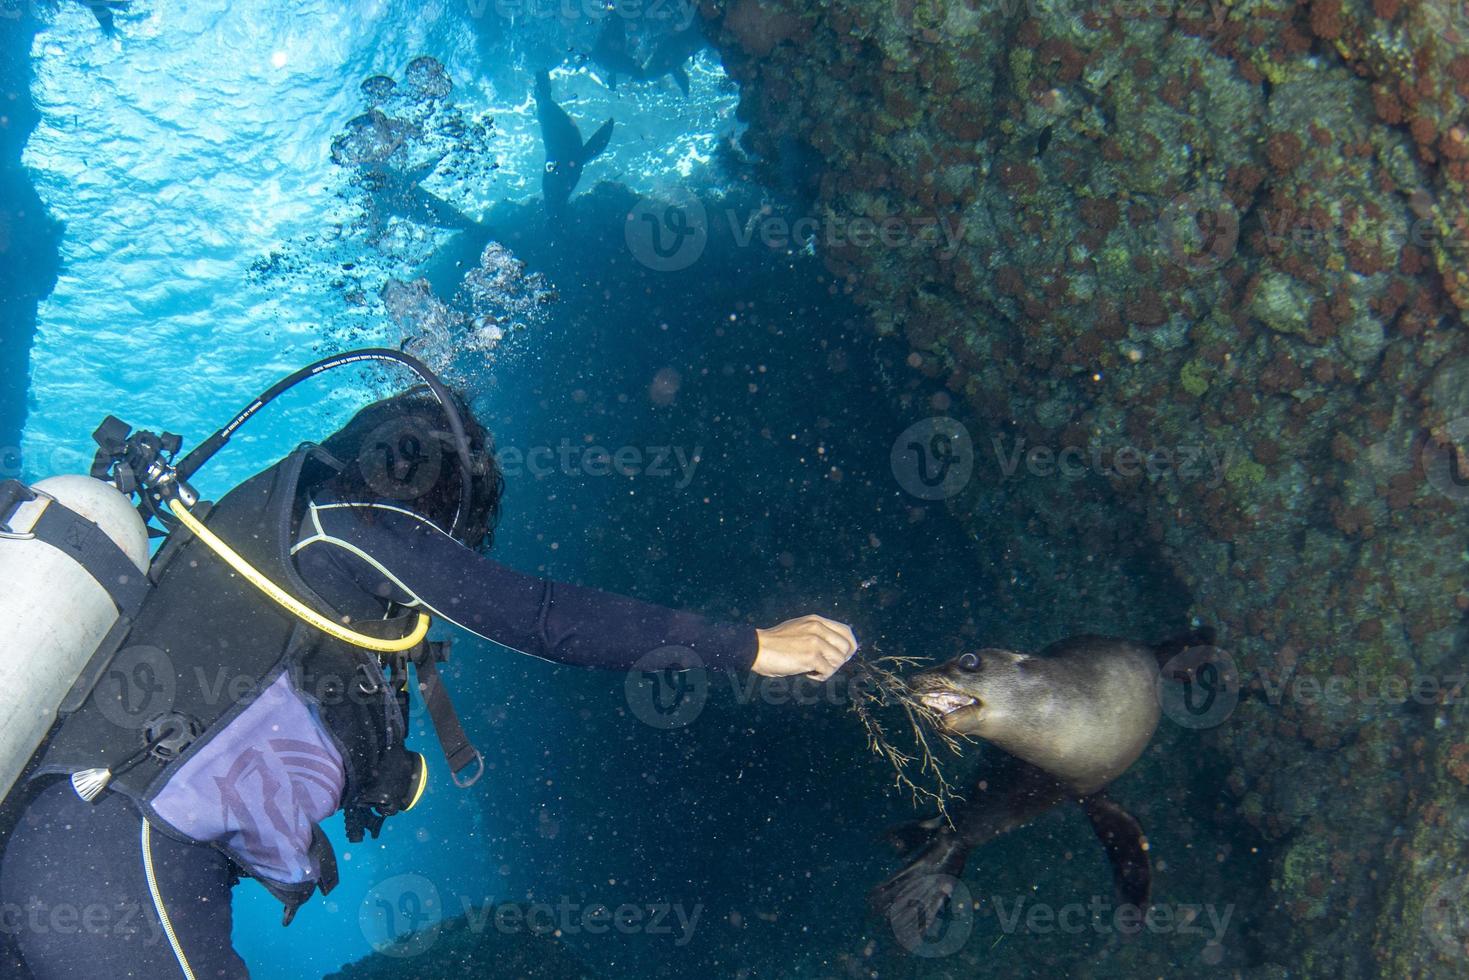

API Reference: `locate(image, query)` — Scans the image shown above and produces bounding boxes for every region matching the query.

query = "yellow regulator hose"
[168,499,431,653]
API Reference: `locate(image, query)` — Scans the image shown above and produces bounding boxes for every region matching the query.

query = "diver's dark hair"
[315,388,504,551]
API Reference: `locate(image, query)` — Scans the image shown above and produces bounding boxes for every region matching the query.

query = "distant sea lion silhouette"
[534,70,614,218]
[61,0,128,35]
[587,16,644,91]
[640,23,706,97]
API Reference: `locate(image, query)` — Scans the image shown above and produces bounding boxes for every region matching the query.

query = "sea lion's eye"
[958,652,981,671]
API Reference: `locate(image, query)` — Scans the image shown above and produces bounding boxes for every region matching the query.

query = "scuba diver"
[0,350,857,979]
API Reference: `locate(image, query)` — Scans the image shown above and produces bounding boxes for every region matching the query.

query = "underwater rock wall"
[701,0,1469,974]
[0,10,60,473]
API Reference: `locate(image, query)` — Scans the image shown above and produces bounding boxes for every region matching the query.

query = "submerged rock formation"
[701,0,1469,973]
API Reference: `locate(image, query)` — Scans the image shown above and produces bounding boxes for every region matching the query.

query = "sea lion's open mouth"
[919,691,978,716]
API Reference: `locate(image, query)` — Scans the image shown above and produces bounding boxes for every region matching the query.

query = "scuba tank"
[0,475,151,801]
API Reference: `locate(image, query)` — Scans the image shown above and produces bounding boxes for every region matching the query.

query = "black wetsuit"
[0,496,755,978]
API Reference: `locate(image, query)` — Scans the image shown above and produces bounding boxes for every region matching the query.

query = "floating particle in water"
[360,74,397,106]
[330,110,410,166]
[406,56,452,101]
[649,367,681,405]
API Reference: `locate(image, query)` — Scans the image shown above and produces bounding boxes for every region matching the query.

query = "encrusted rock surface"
[702,0,1469,973]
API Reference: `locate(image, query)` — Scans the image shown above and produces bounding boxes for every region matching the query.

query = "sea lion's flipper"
[672,66,691,96]
[580,118,615,165]
[882,813,946,856]
[868,834,969,951]
[873,756,1066,949]
[1081,791,1151,909]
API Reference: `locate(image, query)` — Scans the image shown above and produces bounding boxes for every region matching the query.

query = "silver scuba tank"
[0,475,150,800]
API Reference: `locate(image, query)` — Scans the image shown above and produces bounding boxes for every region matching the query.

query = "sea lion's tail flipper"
[580,118,615,165]
[1081,792,1151,910]
[882,813,946,856]
[868,834,969,950]
[84,0,129,35]
[1152,626,1218,680]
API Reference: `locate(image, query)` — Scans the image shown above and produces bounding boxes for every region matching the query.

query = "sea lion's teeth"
[920,692,977,715]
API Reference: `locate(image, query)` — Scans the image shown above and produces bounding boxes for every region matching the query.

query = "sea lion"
[871,631,1210,949]
[586,16,645,91]
[534,70,614,218]
[640,23,707,97]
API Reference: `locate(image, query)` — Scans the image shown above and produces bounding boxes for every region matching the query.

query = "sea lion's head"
[906,648,1027,736]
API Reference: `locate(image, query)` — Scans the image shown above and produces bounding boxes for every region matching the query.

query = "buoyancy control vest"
[34,444,430,922]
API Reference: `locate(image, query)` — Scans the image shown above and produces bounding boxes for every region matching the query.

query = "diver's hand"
[752,615,858,680]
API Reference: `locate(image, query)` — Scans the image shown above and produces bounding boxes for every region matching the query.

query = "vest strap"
[414,641,484,788]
